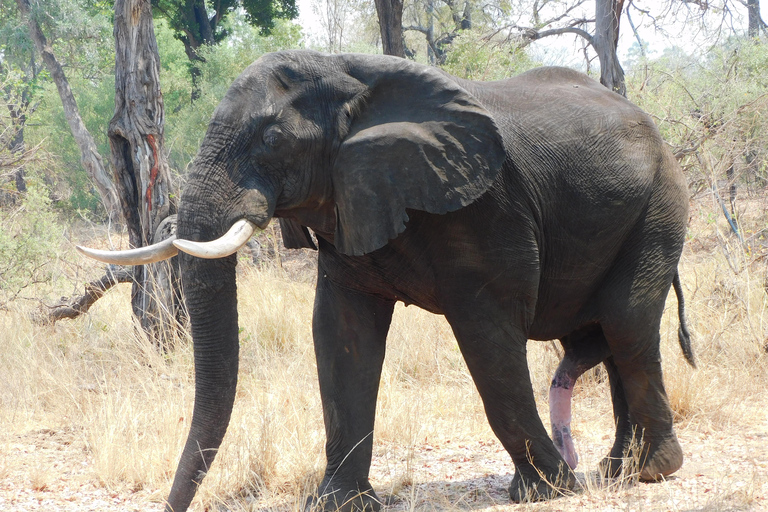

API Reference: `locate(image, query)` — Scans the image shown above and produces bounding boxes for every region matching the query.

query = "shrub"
[0,180,63,305]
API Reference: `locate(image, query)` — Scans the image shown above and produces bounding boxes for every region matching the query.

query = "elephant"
[78,50,693,512]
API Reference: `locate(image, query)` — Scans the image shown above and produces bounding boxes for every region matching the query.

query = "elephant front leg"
[310,271,395,512]
[450,317,575,502]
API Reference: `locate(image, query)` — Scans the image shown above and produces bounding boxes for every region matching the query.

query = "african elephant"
[79,50,692,512]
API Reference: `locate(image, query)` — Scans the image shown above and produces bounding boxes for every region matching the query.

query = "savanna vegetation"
[0,0,767,510]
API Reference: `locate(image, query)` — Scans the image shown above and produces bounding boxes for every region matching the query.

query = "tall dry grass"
[1,195,767,511]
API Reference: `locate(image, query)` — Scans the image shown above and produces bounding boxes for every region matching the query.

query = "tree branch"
[39,266,134,325]
[525,25,595,46]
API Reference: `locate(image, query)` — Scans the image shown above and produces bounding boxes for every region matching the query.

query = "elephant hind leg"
[550,325,635,478]
[598,272,684,479]
[596,293,684,481]
[594,176,687,481]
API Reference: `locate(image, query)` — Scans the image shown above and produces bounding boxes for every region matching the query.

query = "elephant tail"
[673,271,696,368]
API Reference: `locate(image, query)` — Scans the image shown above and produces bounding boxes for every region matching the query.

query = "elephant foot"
[638,435,683,481]
[598,455,624,479]
[306,479,381,512]
[508,465,574,503]
[599,435,683,482]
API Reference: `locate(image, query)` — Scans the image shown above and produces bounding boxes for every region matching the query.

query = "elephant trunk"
[166,252,239,512]
[165,161,267,512]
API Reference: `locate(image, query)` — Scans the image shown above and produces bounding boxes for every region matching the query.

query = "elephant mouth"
[76,218,259,265]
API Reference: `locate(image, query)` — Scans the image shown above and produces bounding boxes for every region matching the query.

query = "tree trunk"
[748,0,767,37]
[15,0,120,220]
[7,98,28,195]
[374,0,405,57]
[593,0,626,97]
[110,0,183,345]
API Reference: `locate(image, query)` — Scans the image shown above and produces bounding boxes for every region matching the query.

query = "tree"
[111,0,183,343]
[512,0,627,96]
[152,0,298,99]
[0,70,39,199]
[747,0,767,37]
[593,0,625,95]
[0,61,31,198]
[404,0,473,64]
[14,0,120,220]
[374,0,405,56]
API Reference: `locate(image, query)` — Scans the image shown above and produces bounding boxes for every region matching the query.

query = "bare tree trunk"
[15,0,120,220]
[748,0,767,37]
[374,0,405,57]
[110,0,183,345]
[593,0,626,97]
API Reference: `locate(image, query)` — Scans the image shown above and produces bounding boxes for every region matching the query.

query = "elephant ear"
[279,218,317,250]
[331,55,506,256]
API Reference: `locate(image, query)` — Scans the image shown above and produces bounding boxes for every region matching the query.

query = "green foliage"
[628,38,768,189]
[1,0,115,217]
[441,30,539,80]
[0,180,63,304]
[152,0,298,55]
[26,73,115,214]
[242,0,299,34]
[155,19,194,113]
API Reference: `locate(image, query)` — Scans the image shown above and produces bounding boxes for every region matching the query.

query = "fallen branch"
[40,266,133,325]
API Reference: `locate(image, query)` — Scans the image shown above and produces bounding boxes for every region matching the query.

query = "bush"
[0,180,64,305]
[441,30,539,81]
[627,39,768,193]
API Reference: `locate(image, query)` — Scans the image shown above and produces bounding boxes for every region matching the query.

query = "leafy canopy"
[152,0,299,53]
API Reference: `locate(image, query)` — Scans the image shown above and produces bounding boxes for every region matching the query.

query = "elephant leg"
[310,269,395,512]
[599,355,634,478]
[602,327,682,481]
[599,256,684,477]
[550,325,611,470]
[600,255,684,482]
[449,317,574,502]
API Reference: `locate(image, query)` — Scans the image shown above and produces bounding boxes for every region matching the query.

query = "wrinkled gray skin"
[167,50,690,512]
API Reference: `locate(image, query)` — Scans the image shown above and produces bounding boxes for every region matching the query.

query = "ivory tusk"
[76,236,179,265]
[172,219,257,259]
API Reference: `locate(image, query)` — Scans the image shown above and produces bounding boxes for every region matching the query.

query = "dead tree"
[109,0,183,345]
[42,266,134,324]
[514,0,627,97]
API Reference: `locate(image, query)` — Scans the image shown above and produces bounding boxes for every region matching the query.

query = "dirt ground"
[2,402,766,512]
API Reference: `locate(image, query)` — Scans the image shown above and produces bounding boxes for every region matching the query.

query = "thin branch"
[626,0,645,56]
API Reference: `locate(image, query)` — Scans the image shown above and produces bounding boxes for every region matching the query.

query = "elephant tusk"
[172,219,257,259]
[76,236,179,265]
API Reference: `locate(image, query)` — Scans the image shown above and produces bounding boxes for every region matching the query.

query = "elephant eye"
[263,125,282,148]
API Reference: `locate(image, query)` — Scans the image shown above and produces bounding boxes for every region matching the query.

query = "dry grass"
[1,195,767,511]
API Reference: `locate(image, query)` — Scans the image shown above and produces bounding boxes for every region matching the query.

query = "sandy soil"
[2,403,766,512]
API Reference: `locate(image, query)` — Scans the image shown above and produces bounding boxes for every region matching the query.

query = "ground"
[2,401,766,511]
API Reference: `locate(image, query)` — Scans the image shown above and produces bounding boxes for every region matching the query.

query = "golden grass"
[1,197,767,511]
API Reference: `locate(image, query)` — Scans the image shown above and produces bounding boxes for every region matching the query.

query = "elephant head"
[78,50,505,511]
